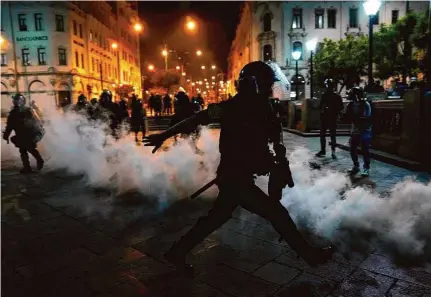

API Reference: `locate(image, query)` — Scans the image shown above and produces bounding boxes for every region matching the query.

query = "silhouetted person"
[131,97,147,143]
[163,93,172,115]
[3,94,44,173]
[374,80,385,93]
[144,61,333,274]
[346,87,372,177]
[316,78,344,159]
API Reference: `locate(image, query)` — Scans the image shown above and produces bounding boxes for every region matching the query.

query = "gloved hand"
[143,133,166,154]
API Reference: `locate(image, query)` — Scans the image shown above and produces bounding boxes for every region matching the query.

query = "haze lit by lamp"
[363,0,381,16]
[111,42,118,49]
[201,65,206,70]
[182,72,186,76]
[192,82,195,86]
[186,20,196,31]
[162,49,168,57]
[148,64,155,71]
[134,23,143,32]
[292,51,301,61]
[306,39,318,52]
[211,65,216,70]
[196,50,202,56]
[176,66,180,70]
[0,36,4,45]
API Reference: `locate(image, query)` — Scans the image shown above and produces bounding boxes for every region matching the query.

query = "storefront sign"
[16,36,48,42]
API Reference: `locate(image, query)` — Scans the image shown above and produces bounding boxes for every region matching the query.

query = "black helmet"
[324,78,336,90]
[78,94,87,104]
[100,90,112,106]
[238,61,278,94]
[90,98,98,105]
[347,87,364,101]
[12,93,26,107]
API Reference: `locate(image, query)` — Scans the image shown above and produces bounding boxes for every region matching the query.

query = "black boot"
[315,150,326,157]
[30,149,44,170]
[164,246,195,275]
[20,153,33,174]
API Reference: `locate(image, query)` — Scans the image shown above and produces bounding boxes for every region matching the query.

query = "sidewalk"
[1,131,430,297]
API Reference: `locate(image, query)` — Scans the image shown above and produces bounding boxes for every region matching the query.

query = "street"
[2,131,431,297]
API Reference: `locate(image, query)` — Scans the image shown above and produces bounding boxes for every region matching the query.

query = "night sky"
[138,1,243,76]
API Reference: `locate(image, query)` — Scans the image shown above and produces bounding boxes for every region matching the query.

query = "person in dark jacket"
[163,93,172,115]
[316,78,344,159]
[118,98,130,125]
[154,94,163,117]
[130,97,147,143]
[99,90,121,138]
[144,61,332,274]
[3,94,44,173]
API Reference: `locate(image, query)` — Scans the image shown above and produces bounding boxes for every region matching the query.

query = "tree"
[313,35,368,93]
[150,69,185,93]
[410,9,430,85]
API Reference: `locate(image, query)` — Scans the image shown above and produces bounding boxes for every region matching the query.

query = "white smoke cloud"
[1,104,431,263]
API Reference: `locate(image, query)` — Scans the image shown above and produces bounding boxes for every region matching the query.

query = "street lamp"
[292,51,302,100]
[111,42,118,49]
[201,65,206,70]
[186,20,196,31]
[134,23,143,33]
[176,66,180,70]
[364,0,381,92]
[196,50,202,56]
[148,64,155,71]
[182,72,186,76]
[162,47,168,70]
[306,38,318,99]
[211,65,216,70]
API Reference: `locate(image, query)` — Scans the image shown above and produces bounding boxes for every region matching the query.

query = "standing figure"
[163,93,172,115]
[144,61,333,274]
[316,78,344,159]
[154,94,163,118]
[3,94,44,174]
[148,93,156,116]
[118,97,130,125]
[99,90,120,138]
[346,87,372,177]
[74,94,88,113]
[131,97,147,143]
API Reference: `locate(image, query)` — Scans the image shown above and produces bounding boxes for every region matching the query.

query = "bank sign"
[16,36,48,42]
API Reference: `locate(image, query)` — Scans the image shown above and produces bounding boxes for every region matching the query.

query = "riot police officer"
[3,94,44,174]
[144,61,333,273]
[74,94,88,113]
[99,90,120,138]
[316,78,344,159]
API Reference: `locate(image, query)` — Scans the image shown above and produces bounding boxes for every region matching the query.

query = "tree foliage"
[313,35,368,92]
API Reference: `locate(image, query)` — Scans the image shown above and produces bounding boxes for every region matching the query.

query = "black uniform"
[130,99,147,142]
[163,94,172,115]
[318,90,343,154]
[3,106,44,173]
[144,61,332,273]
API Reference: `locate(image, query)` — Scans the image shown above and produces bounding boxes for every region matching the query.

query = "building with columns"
[227,1,429,100]
[1,1,142,114]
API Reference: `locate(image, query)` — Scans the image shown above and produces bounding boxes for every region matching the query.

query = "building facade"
[227,1,429,100]
[1,1,142,113]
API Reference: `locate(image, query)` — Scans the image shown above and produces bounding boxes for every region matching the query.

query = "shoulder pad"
[207,103,222,119]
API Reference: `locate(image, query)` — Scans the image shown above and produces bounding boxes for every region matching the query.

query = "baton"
[189,178,217,199]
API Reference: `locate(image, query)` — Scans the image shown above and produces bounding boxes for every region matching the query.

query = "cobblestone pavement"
[2,132,430,297]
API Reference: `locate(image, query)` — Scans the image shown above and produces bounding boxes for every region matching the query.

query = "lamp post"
[363,0,381,92]
[306,38,318,99]
[292,51,302,100]
[162,46,168,70]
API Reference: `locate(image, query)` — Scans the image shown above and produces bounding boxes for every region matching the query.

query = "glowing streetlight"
[196,50,202,56]
[134,23,143,33]
[363,0,381,91]
[201,65,206,70]
[212,82,215,85]
[162,49,168,57]
[292,51,302,100]
[187,79,190,82]
[211,65,216,70]
[306,38,318,98]
[192,82,195,86]
[182,72,186,76]
[204,78,207,81]
[176,66,180,70]
[0,36,3,45]
[148,64,155,71]
[211,76,215,80]
[186,20,196,31]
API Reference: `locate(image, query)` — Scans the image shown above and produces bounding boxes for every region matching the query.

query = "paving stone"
[387,280,431,297]
[97,282,162,297]
[275,272,337,297]
[331,250,370,266]
[197,264,279,297]
[188,241,239,273]
[208,228,267,252]
[253,261,301,285]
[331,268,395,297]
[360,254,431,288]
[275,254,355,282]
[156,277,231,297]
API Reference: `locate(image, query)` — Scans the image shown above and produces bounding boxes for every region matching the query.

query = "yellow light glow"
[212,82,215,85]
[196,50,202,56]
[192,82,195,86]
[134,23,143,32]
[111,43,118,49]
[148,64,155,71]
[211,65,216,70]
[201,65,205,70]
[211,76,215,79]
[162,49,168,56]
[204,78,207,81]
[0,36,4,45]
[176,66,180,70]
[186,20,196,31]
[182,72,186,76]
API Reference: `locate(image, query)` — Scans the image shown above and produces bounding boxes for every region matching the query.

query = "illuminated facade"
[1,1,142,113]
[228,1,429,100]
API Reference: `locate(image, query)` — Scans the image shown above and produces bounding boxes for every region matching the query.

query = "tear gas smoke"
[1,103,430,263]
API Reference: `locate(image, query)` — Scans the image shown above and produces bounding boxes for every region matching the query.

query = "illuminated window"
[315,9,324,29]
[292,9,302,29]
[293,41,303,60]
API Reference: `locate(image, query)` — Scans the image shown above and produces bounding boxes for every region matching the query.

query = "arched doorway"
[290,74,306,100]
[263,44,273,62]
[1,82,11,114]
[29,80,54,112]
[58,83,71,107]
